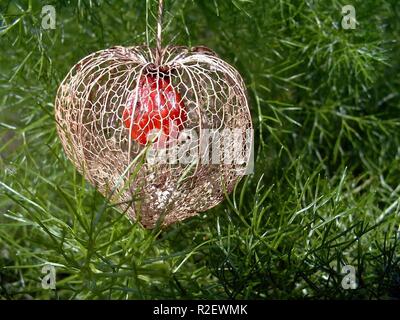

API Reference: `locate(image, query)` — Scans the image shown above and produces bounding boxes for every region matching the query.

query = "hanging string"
[155,0,164,66]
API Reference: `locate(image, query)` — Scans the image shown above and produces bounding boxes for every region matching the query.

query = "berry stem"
[155,0,164,66]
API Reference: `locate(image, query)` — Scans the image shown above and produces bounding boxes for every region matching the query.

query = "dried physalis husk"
[55,45,253,228]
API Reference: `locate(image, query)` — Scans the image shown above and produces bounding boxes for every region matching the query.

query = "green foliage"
[0,0,399,299]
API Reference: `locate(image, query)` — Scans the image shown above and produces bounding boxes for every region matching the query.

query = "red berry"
[122,74,187,145]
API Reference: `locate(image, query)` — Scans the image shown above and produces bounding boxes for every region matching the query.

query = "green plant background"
[1,0,399,299]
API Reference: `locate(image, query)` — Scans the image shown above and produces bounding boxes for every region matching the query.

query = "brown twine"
[155,0,164,66]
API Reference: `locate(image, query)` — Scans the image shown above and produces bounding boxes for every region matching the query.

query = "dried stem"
[155,0,164,66]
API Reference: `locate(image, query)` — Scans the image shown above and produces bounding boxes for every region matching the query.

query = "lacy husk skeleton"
[55,2,252,228]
